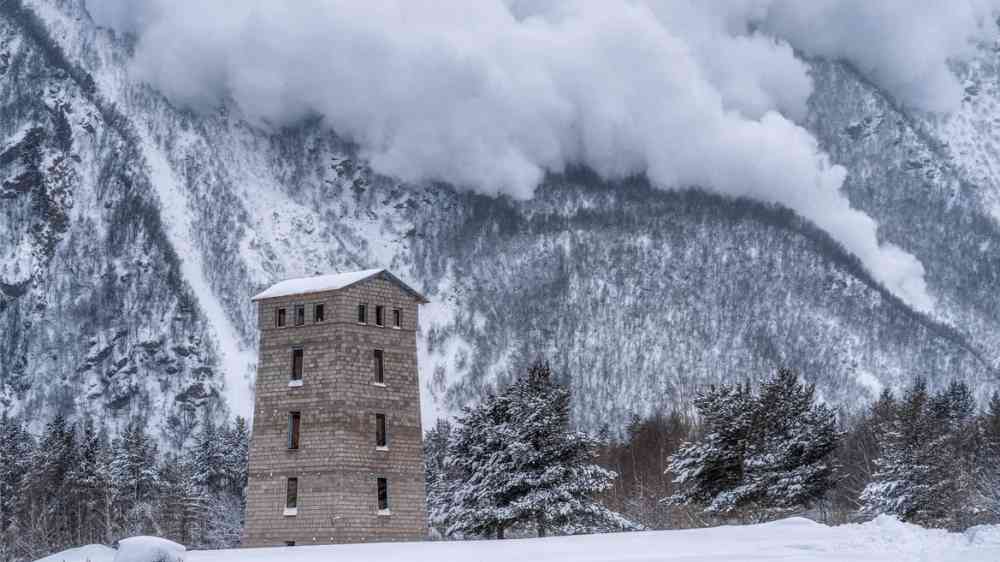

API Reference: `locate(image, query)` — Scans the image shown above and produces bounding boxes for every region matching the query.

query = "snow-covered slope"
[3,0,1000,438]
[34,517,1000,562]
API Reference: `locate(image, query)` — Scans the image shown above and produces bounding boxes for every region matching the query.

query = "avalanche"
[35,517,1000,562]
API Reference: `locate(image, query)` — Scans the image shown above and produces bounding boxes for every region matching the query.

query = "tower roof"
[251,268,429,303]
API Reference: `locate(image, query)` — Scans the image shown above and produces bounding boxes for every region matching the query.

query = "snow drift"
[34,516,1000,562]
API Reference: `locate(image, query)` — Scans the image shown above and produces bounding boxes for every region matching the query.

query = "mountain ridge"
[2,0,998,440]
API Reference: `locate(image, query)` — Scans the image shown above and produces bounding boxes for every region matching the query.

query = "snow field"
[35,516,1000,562]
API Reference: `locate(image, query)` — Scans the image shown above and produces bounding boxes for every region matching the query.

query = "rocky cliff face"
[1,0,998,439]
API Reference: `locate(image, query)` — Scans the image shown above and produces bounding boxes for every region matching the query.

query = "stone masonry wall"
[243,273,428,546]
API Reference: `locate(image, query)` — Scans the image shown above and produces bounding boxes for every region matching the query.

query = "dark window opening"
[377,477,389,511]
[294,305,305,326]
[276,308,286,328]
[373,349,384,384]
[375,413,387,448]
[284,541,295,547]
[286,477,298,509]
[393,309,401,328]
[287,412,301,450]
[314,304,325,323]
[358,303,367,324]
[291,348,303,381]
[375,305,384,326]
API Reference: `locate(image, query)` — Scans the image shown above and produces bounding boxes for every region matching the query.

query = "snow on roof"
[251,269,427,302]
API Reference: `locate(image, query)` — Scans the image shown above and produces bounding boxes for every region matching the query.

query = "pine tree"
[222,417,250,499]
[442,388,517,538]
[928,381,978,528]
[0,412,33,562]
[158,453,207,546]
[109,418,161,536]
[17,414,78,558]
[977,392,1000,521]
[668,369,840,522]
[503,362,637,536]
[861,379,982,528]
[860,378,937,524]
[830,389,895,518]
[667,383,752,514]
[424,418,454,538]
[200,416,250,549]
[66,418,112,546]
[441,361,634,538]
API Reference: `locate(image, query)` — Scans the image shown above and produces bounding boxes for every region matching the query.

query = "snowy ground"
[33,517,1000,562]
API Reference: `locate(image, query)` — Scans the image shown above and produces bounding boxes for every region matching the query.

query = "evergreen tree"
[830,389,895,519]
[441,361,634,538]
[669,369,840,522]
[977,392,1000,521]
[0,412,33,562]
[667,383,752,514]
[158,453,207,546]
[190,412,227,495]
[198,416,250,549]
[928,381,979,528]
[424,418,455,538]
[109,418,161,536]
[222,417,250,499]
[66,419,112,546]
[17,414,78,558]
[860,378,938,525]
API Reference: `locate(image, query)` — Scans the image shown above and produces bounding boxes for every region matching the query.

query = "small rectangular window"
[287,412,301,450]
[377,477,389,511]
[291,348,303,381]
[373,349,384,384]
[286,477,298,509]
[276,308,286,328]
[294,305,305,326]
[358,303,367,324]
[375,413,387,448]
[314,304,325,323]
[375,305,384,326]
[284,541,295,547]
[393,309,401,328]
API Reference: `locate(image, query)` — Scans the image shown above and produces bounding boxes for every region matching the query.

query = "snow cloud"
[86,0,1000,312]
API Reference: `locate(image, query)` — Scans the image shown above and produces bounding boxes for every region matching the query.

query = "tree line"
[0,412,248,562]
[3,362,998,560]
[596,371,1000,530]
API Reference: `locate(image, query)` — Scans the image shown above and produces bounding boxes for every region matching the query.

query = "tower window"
[291,348,303,382]
[287,412,301,450]
[373,349,384,384]
[294,305,305,326]
[358,303,367,324]
[286,477,298,510]
[377,477,389,512]
[314,304,325,322]
[375,413,387,448]
[375,305,385,327]
[393,309,401,328]
[276,308,286,328]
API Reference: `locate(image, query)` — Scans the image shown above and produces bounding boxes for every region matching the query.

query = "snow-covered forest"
[0,414,249,561]
[4,362,1000,561]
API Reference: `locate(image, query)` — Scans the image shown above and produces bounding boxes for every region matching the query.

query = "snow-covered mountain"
[2,0,1000,439]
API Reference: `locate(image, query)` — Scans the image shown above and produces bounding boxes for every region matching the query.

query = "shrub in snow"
[114,536,185,562]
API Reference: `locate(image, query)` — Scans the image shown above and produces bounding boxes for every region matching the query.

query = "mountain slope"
[1,0,997,438]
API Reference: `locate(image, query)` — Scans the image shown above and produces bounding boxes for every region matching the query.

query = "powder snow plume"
[86,0,1000,313]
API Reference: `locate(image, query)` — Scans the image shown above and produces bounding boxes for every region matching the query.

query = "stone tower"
[243,269,429,547]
